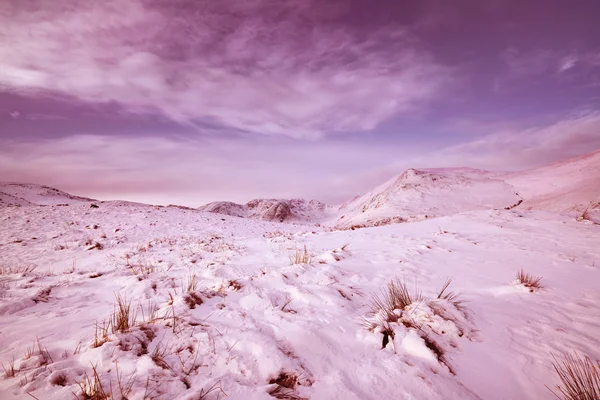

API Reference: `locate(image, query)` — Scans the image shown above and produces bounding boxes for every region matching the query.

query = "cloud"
[0,133,407,205]
[559,56,578,72]
[0,0,449,138]
[500,47,561,78]
[332,113,600,189]
[2,113,599,207]
[430,113,600,169]
[500,47,600,84]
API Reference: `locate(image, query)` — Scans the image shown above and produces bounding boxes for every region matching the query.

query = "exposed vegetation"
[516,269,544,292]
[548,353,600,400]
[289,245,311,265]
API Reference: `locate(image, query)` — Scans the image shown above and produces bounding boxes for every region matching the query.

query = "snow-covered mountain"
[333,168,521,229]
[198,151,599,229]
[199,198,337,223]
[0,182,96,206]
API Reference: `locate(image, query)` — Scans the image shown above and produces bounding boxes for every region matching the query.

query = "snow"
[0,151,599,399]
[502,148,600,212]
[0,199,599,399]
[0,183,95,207]
[334,168,521,229]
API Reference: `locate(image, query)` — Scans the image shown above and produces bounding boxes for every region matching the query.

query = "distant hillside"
[198,198,336,223]
[0,182,96,206]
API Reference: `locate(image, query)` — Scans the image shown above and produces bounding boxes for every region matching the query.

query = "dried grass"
[76,364,109,400]
[0,265,36,275]
[92,320,111,348]
[577,209,592,223]
[1,358,16,378]
[368,278,424,323]
[122,253,156,276]
[198,381,227,399]
[268,372,306,400]
[548,353,600,400]
[114,361,136,400]
[289,246,311,265]
[516,269,544,292]
[111,294,136,333]
[436,278,466,311]
[151,342,171,371]
[92,294,138,347]
[185,274,198,293]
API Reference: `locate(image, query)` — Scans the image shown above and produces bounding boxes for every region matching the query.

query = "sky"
[1,0,600,206]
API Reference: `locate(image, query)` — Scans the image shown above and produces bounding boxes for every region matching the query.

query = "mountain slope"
[333,168,521,229]
[502,149,600,212]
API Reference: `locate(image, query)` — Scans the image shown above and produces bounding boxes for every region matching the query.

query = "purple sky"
[1,0,600,206]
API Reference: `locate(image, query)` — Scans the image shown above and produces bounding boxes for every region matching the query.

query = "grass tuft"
[0,265,36,275]
[111,294,136,333]
[268,372,306,399]
[35,337,53,365]
[577,209,593,223]
[76,363,110,400]
[368,277,424,323]
[516,269,544,292]
[198,381,227,399]
[93,293,138,347]
[92,320,111,348]
[51,373,68,386]
[114,361,136,400]
[436,278,466,310]
[151,342,171,371]
[548,353,600,400]
[228,279,243,291]
[185,274,198,293]
[1,358,16,378]
[289,245,311,265]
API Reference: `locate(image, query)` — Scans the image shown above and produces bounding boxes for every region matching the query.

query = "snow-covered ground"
[1,195,599,399]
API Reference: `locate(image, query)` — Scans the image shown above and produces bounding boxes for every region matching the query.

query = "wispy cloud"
[559,56,578,72]
[0,133,406,205]
[500,47,556,77]
[333,113,600,190]
[0,0,449,138]
[1,114,598,206]
[429,112,600,169]
[500,47,600,80]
